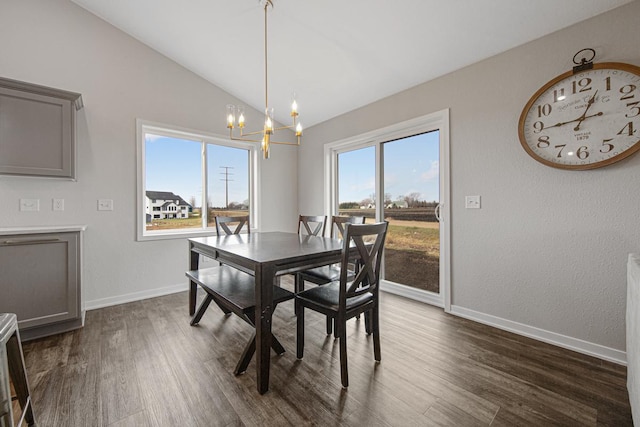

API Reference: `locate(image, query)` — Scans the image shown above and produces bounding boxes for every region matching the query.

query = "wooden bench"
[186,266,294,375]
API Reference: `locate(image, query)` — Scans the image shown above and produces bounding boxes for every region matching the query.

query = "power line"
[220,166,234,209]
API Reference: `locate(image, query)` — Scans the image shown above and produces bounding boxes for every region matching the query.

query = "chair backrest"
[215,216,250,235]
[339,222,388,304]
[297,215,327,237]
[331,215,365,239]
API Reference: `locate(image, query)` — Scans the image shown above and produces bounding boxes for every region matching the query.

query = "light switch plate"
[98,199,114,211]
[465,195,481,209]
[19,198,39,211]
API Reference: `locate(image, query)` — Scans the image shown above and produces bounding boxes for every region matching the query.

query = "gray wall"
[299,1,640,360]
[0,0,298,308]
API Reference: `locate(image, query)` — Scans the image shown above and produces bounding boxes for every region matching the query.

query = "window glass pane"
[337,146,375,221]
[145,134,202,231]
[207,144,250,227]
[383,130,440,293]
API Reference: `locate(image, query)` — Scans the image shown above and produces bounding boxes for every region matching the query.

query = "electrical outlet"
[465,195,481,209]
[19,199,39,211]
[53,198,64,211]
[98,199,114,211]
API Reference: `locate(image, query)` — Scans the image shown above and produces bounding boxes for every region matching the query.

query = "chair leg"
[326,316,333,335]
[372,306,381,362]
[364,310,371,335]
[190,294,213,325]
[296,301,304,359]
[338,316,348,388]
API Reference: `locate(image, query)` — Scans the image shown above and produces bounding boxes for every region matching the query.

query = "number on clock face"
[518,62,640,170]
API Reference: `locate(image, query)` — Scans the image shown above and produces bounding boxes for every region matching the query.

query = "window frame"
[136,119,258,241]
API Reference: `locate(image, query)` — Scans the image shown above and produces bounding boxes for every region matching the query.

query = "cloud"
[145,134,166,143]
[421,160,439,182]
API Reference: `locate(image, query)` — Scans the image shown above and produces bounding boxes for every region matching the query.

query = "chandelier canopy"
[225,0,302,159]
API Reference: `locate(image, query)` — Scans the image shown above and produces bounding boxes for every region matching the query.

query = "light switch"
[98,199,114,211]
[465,195,481,209]
[19,199,39,211]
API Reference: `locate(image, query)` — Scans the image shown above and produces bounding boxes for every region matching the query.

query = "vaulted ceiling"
[71,0,633,128]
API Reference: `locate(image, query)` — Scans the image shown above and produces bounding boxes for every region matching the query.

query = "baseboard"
[84,282,189,311]
[19,317,84,341]
[450,305,627,365]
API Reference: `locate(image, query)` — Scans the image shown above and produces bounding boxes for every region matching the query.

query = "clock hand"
[574,90,599,131]
[546,119,575,129]
[545,111,603,129]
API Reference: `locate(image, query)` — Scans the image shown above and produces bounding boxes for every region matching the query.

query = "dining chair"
[295,215,366,334]
[297,215,327,237]
[186,267,293,375]
[215,215,250,236]
[277,214,327,291]
[295,221,388,388]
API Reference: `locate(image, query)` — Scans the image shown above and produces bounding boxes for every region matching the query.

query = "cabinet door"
[0,233,79,329]
[0,86,76,179]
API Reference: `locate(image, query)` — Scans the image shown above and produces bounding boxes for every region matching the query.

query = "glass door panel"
[382,131,440,293]
[337,146,376,222]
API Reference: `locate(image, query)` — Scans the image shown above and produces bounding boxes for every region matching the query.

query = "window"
[137,120,258,241]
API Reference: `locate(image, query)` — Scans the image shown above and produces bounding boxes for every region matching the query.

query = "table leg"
[189,243,199,316]
[255,264,275,394]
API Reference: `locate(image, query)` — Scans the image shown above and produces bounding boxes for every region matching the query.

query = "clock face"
[518,62,640,170]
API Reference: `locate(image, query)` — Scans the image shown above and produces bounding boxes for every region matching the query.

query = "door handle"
[434,203,442,222]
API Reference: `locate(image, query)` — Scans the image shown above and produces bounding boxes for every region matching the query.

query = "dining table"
[187,231,345,394]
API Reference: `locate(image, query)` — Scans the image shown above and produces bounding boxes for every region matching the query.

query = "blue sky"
[146,130,439,208]
[145,135,249,208]
[338,130,440,204]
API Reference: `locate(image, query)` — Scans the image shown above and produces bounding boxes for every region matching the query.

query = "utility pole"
[220,166,234,209]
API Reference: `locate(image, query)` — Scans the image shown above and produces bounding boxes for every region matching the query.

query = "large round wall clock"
[518,50,640,170]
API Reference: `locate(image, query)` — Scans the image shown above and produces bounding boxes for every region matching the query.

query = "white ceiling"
[71,0,633,128]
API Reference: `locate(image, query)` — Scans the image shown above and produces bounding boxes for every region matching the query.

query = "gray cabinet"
[0,226,85,340]
[0,77,83,179]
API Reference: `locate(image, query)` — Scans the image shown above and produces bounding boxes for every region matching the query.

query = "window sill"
[137,228,218,242]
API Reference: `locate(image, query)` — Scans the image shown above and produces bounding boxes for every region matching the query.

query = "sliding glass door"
[327,110,450,308]
[382,131,440,293]
[337,146,375,221]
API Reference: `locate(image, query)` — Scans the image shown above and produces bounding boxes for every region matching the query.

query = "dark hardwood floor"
[21,282,633,426]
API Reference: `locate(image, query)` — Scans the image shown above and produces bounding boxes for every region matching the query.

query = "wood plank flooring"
[21,284,633,426]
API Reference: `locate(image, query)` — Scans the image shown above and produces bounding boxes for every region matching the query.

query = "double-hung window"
[136,120,257,240]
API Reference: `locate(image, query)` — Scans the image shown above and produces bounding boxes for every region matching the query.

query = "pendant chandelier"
[226,0,302,159]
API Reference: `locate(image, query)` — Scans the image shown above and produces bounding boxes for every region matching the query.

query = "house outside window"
[137,120,258,241]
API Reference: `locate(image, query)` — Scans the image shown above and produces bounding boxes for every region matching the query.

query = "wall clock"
[518,49,640,170]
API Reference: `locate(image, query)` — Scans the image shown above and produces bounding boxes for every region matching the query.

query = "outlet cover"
[98,199,114,211]
[53,198,64,211]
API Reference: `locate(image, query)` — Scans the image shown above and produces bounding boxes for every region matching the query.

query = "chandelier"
[226,0,302,159]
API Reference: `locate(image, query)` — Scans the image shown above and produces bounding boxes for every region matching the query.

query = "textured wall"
[299,2,640,358]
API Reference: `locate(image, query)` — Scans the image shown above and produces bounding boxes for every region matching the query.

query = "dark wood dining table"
[188,231,344,394]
